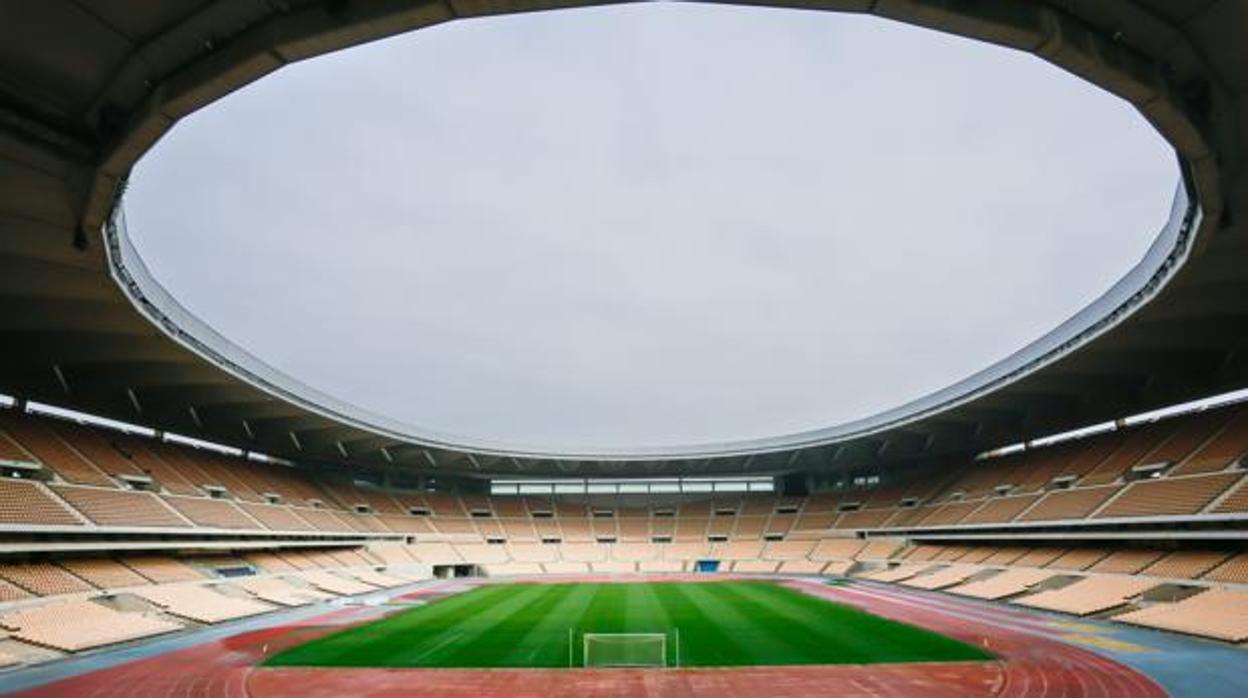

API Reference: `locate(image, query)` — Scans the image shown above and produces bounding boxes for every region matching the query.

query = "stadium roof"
[1,1,1246,477]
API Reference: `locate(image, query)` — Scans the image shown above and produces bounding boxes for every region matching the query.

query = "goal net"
[582,633,667,668]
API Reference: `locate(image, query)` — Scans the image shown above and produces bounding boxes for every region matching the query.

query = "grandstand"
[1,0,1248,696]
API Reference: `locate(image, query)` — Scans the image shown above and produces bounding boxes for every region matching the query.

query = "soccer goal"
[582,632,668,668]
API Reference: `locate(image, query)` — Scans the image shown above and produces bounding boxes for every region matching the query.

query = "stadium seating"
[1114,589,1248,642]
[51,486,189,528]
[0,479,82,526]
[948,568,1056,600]
[0,400,1244,658]
[132,584,273,623]
[58,558,150,589]
[901,566,981,590]
[298,570,377,595]
[236,576,334,606]
[0,600,180,652]
[1013,576,1158,616]
[122,556,205,583]
[0,562,94,596]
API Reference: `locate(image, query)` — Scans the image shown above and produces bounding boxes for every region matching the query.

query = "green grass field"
[264,581,992,669]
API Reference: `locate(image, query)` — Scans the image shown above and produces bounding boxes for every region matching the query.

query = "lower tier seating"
[948,568,1056,600]
[132,584,273,623]
[1114,589,1248,642]
[0,600,180,651]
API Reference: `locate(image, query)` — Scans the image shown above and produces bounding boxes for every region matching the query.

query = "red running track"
[5,578,1167,698]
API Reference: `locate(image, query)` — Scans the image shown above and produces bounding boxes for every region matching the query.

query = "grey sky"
[127,3,1175,452]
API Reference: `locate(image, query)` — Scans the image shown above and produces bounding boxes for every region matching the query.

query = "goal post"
[582,633,668,668]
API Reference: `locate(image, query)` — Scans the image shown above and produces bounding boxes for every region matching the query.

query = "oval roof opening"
[125,3,1175,454]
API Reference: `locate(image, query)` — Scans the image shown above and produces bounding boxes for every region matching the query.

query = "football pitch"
[264,581,993,668]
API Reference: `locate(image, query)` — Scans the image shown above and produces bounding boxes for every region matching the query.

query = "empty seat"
[237,502,316,531]
[638,560,683,573]
[0,578,33,603]
[902,566,981,590]
[591,561,636,574]
[1014,576,1156,616]
[949,568,1056,600]
[1046,548,1109,571]
[777,559,828,575]
[1018,486,1119,522]
[162,496,260,529]
[0,478,83,526]
[1114,589,1248,642]
[1094,473,1241,519]
[1202,553,1248,584]
[809,539,864,561]
[763,539,815,560]
[543,561,590,575]
[52,486,188,528]
[122,556,204,583]
[855,539,902,560]
[485,563,544,576]
[58,558,149,589]
[132,584,272,623]
[0,599,180,651]
[732,560,778,574]
[961,494,1042,524]
[1088,550,1165,575]
[857,564,933,583]
[611,543,658,562]
[1170,410,1248,475]
[0,562,93,596]
[453,544,509,564]
[298,570,376,595]
[237,576,334,606]
[349,569,407,588]
[0,413,115,487]
[714,540,764,561]
[1139,551,1230,579]
[1012,547,1067,568]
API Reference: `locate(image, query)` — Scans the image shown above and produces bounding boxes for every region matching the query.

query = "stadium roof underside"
[1,0,1247,478]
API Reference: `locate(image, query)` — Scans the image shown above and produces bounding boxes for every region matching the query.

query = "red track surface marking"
[5,577,1168,698]
[788,581,1166,698]
[249,664,1003,698]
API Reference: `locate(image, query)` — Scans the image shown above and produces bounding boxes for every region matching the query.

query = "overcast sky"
[127,3,1175,453]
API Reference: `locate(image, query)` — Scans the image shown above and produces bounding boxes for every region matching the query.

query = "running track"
[2,577,1170,697]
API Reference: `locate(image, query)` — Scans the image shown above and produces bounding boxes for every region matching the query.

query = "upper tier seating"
[0,412,115,487]
[51,486,188,528]
[0,478,82,526]
[1094,473,1243,519]
[162,495,259,529]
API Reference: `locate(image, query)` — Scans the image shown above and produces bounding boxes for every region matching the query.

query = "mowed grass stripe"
[674,582,815,665]
[263,581,993,669]
[421,583,567,667]
[722,581,989,663]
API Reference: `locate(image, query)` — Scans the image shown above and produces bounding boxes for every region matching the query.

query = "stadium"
[0,1,1246,696]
